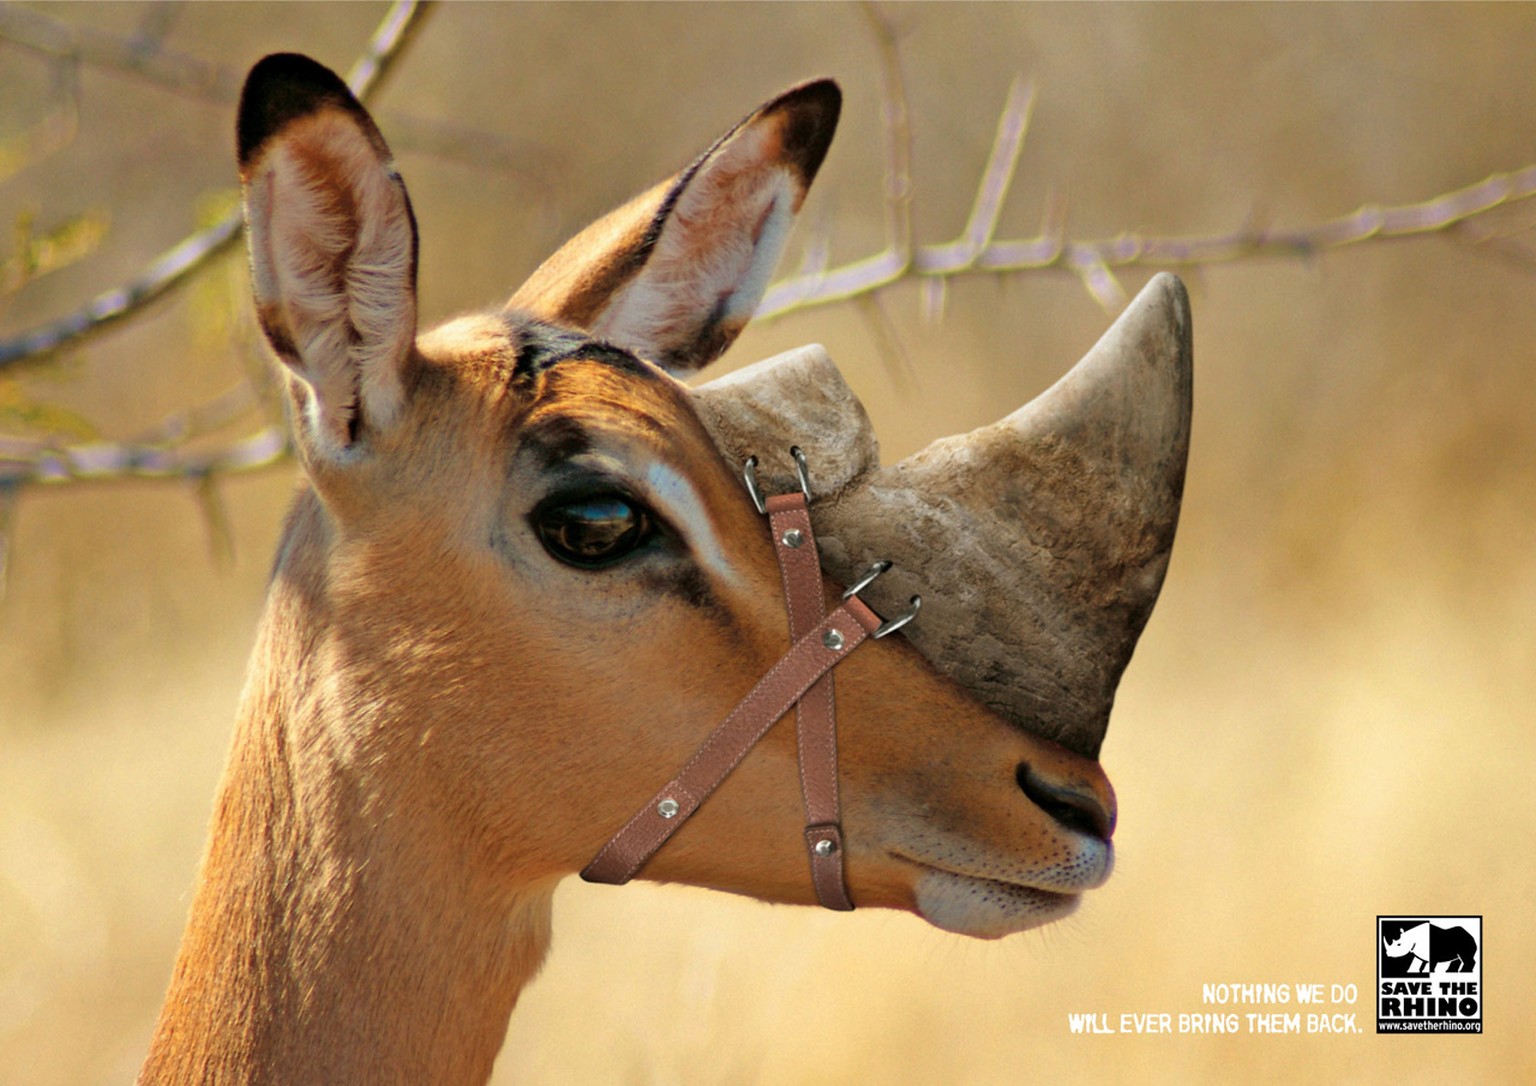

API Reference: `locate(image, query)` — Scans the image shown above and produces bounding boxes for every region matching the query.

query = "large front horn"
[691,273,1192,758]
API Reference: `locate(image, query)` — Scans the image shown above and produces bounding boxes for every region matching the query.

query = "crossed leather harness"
[582,448,920,910]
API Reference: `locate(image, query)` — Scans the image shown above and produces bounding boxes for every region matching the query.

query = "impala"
[140,53,1190,1084]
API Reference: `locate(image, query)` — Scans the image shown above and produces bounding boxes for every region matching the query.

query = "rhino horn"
[690,273,1193,759]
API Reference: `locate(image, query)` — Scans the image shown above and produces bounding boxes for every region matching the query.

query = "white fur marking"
[645,462,741,589]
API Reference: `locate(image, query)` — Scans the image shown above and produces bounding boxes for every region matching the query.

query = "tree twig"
[862,2,913,270]
[0,424,289,487]
[342,0,432,101]
[0,213,243,371]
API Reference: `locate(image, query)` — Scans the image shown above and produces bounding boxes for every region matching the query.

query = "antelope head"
[143,51,1188,1084]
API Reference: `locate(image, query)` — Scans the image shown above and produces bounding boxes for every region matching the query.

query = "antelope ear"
[507,80,840,376]
[238,53,418,458]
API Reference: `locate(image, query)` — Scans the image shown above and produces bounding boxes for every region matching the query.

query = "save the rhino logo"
[1376,916,1482,1034]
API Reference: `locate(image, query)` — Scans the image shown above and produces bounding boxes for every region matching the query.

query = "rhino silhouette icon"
[1381,921,1478,975]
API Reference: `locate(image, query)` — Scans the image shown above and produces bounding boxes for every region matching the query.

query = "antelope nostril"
[1016,763,1113,840]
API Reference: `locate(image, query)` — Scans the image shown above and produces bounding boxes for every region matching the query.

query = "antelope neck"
[582,483,874,909]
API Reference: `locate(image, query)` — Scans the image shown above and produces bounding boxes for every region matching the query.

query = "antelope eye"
[532,495,653,568]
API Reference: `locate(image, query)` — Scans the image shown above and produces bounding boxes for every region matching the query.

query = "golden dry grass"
[2,4,1533,1083]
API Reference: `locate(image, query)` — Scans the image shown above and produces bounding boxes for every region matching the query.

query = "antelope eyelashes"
[529,489,659,569]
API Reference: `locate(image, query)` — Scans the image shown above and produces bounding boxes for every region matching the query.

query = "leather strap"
[765,492,853,910]
[581,596,880,887]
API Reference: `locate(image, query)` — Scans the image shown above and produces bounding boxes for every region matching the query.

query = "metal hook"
[742,456,767,515]
[789,445,813,502]
[842,560,892,601]
[873,595,921,639]
[840,560,921,639]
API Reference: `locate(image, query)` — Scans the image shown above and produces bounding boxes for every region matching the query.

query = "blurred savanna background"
[2,2,1533,1083]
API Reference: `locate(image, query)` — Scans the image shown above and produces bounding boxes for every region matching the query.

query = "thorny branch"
[0,0,434,577]
[4,0,1536,576]
[758,6,1536,319]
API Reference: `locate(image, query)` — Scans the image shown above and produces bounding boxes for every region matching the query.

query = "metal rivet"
[656,798,680,819]
[813,838,837,857]
[781,528,804,549]
[822,629,845,651]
